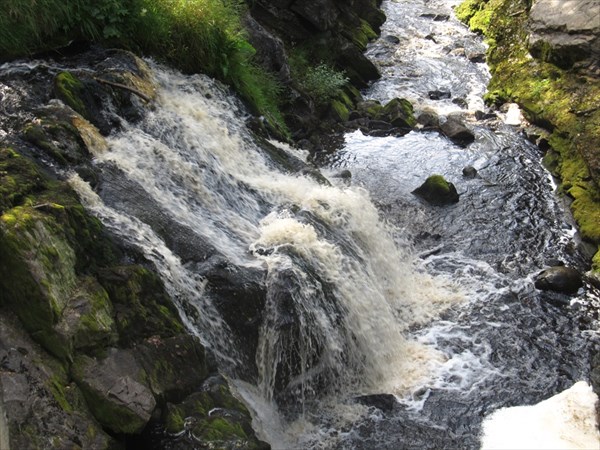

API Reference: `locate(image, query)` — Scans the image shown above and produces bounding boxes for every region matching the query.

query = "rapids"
[71,0,599,447]
[1,0,597,448]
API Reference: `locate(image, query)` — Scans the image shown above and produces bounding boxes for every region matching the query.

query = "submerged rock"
[412,175,459,205]
[355,394,398,412]
[534,266,583,295]
[462,166,478,179]
[428,90,451,100]
[440,113,475,146]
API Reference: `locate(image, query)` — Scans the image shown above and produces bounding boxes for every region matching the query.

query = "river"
[2,0,597,448]
[70,0,599,448]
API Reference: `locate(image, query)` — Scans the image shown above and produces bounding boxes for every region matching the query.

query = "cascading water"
[63,63,464,437]
[3,0,597,448]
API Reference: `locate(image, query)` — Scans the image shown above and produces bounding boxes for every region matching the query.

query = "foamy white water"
[481,381,600,450]
[65,62,466,440]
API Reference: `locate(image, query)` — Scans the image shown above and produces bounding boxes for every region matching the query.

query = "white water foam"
[65,63,467,424]
[481,381,600,450]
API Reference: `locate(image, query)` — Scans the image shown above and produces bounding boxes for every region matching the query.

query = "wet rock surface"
[534,266,584,295]
[528,0,600,71]
[0,48,269,448]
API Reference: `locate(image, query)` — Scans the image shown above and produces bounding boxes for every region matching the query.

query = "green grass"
[0,0,288,136]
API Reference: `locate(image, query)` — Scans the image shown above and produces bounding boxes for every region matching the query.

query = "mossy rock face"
[22,102,101,169]
[0,146,118,360]
[135,334,208,402]
[456,0,600,273]
[0,147,46,212]
[55,277,118,352]
[97,265,184,346]
[329,99,350,122]
[0,206,78,360]
[54,72,87,117]
[163,375,270,450]
[412,175,460,205]
[0,311,115,449]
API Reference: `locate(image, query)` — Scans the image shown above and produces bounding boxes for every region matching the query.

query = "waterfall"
[69,64,462,414]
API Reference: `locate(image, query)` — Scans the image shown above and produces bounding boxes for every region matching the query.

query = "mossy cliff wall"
[456,0,600,274]
[0,50,268,449]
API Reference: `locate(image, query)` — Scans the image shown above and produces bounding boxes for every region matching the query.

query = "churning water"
[3,0,598,448]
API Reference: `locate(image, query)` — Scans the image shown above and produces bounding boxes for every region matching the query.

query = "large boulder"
[378,98,416,129]
[243,14,291,83]
[527,0,600,70]
[412,175,460,205]
[534,266,584,294]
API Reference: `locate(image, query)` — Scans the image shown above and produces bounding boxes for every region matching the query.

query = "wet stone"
[534,266,583,295]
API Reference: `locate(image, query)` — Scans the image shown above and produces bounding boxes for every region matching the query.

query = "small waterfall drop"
[68,64,463,425]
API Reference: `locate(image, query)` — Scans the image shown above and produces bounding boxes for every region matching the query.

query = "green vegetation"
[289,48,350,105]
[0,0,287,136]
[456,0,600,273]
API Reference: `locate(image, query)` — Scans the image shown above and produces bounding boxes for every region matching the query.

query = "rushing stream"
[2,0,598,448]
[69,0,599,448]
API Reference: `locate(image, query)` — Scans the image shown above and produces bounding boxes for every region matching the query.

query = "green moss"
[330,100,350,122]
[454,0,485,23]
[165,406,185,433]
[0,147,47,212]
[98,265,183,345]
[54,72,87,117]
[197,417,247,441]
[48,374,73,413]
[593,248,600,272]
[71,278,118,350]
[349,19,378,50]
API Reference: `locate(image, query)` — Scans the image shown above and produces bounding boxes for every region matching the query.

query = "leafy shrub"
[300,63,349,103]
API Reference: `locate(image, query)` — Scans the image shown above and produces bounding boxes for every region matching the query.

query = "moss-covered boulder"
[0,147,119,361]
[97,265,184,346]
[412,175,460,205]
[135,334,209,402]
[72,349,157,435]
[164,375,270,450]
[378,97,417,129]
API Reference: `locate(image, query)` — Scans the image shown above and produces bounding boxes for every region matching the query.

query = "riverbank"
[455,0,600,276]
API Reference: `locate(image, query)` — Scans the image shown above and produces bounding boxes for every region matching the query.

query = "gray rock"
[462,166,478,178]
[72,349,157,434]
[428,90,451,100]
[534,266,583,295]
[440,113,475,146]
[0,312,114,449]
[417,108,440,128]
[528,0,600,70]
[243,14,291,82]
